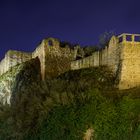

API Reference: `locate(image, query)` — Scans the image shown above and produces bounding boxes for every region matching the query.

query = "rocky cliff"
[0,57,41,104]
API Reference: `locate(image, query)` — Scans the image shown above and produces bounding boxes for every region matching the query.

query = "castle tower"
[117,33,140,89]
[32,37,73,80]
[32,37,60,80]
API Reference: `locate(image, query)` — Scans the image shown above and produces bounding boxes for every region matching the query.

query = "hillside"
[0,63,140,140]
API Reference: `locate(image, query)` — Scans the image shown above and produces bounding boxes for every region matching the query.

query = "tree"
[99,31,116,49]
[83,46,98,57]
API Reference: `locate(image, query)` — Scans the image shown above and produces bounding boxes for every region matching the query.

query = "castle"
[1,33,140,90]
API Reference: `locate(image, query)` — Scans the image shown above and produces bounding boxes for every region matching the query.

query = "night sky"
[0,0,140,59]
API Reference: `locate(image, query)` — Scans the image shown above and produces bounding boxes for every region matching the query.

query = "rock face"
[0,57,41,104]
[0,64,22,104]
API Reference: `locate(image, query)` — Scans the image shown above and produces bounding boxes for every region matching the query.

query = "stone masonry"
[0,33,140,90]
[0,37,77,80]
[71,33,140,90]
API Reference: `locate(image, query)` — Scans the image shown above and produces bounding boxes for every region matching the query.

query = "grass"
[0,65,140,140]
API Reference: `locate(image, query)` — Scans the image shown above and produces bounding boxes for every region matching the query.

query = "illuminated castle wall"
[71,33,140,89]
[0,38,77,80]
[0,33,140,89]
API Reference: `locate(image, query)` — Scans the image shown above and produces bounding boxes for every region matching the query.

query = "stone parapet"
[1,34,140,89]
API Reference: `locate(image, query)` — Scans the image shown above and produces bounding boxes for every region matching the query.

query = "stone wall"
[43,38,75,79]
[71,53,97,70]
[32,37,75,79]
[105,36,121,74]
[0,50,32,76]
[118,34,140,89]
[32,40,46,80]
[0,38,76,80]
[1,34,140,90]
[71,36,121,75]
[71,33,140,90]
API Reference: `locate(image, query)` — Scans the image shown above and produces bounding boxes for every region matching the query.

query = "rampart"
[71,35,121,75]
[71,33,140,89]
[117,33,140,89]
[0,38,77,80]
[1,33,140,90]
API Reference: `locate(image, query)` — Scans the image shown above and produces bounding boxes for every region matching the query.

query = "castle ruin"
[0,33,140,90]
[71,33,140,89]
[0,38,77,80]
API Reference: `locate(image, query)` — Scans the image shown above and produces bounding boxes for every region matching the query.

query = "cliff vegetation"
[0,60,140,140]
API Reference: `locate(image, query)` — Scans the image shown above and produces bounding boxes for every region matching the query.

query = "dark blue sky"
[0,0,140,59]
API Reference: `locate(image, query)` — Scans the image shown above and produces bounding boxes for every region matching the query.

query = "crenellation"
[1,33,140,90]
[71,33,140,89]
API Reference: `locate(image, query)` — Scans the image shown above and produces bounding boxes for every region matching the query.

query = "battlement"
[118,33,140,43]
[1,33,140,90]
[71,33,140,89]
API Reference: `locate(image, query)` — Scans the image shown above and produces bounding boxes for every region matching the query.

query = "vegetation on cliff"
[0,60,140,140]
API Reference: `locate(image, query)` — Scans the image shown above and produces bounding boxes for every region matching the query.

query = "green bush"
[0,67,140,140]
